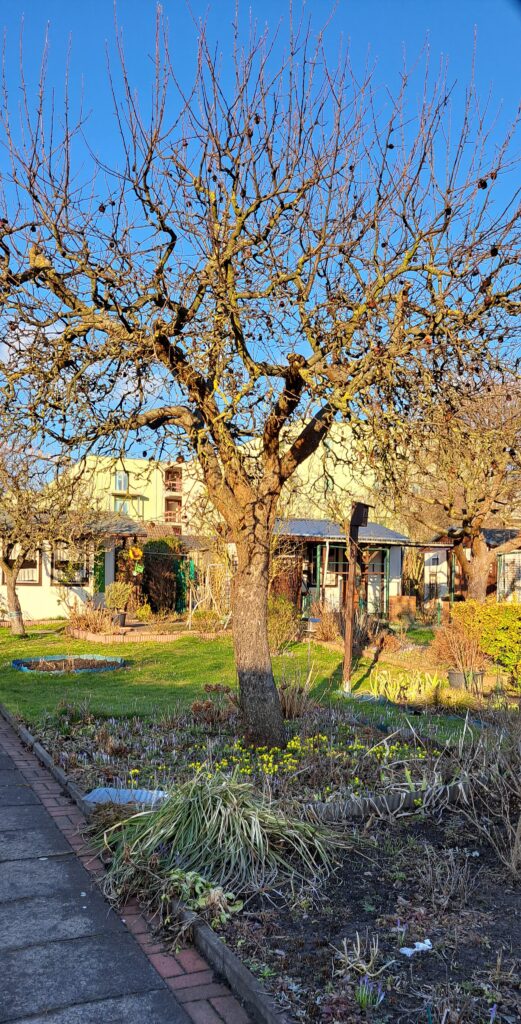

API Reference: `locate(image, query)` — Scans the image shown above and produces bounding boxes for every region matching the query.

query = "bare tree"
[0,436,98,635]
[0,13,520,739]
[371,381,521,601]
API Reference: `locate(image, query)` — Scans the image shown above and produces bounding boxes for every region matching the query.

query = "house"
[423,528,521,603]
[273,518,413,620]
[0,515,146,624]
[83,455,196,534]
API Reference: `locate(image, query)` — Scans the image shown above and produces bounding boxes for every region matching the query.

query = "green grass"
[406,625,436,646]
[0,625,345,723]
[0,625,470,743]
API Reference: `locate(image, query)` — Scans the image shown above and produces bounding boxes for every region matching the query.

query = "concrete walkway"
[0,716,250,1024]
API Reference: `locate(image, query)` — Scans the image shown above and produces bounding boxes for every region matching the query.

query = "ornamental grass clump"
[98,769,340,899]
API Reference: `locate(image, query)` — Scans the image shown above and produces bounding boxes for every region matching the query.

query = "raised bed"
[67,627,192,644]
[12,654,126,673]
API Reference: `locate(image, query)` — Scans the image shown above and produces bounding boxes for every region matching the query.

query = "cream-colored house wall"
[84,455,166,521]
[0,543,93,622]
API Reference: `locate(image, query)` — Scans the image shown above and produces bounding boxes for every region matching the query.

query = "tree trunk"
[3,566,26,636]
[231,540,285,747]
[454,535,494,604]
[466,554,494,602]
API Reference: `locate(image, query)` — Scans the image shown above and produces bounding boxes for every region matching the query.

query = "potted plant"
[431,620,487,691]
[104,581,133,627]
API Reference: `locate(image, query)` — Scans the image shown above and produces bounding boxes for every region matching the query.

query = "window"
[114,470,129,493]
[165,467,182,492]
[0,546,40,585]
[51,542,90,586]
[129,496,145,520]
[165,498,182,523]
[114,497,129,515]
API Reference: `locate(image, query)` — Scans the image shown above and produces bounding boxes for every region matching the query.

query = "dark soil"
[224,814,521,1023]
[17,657,124,672]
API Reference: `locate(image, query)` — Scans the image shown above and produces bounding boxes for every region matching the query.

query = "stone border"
[67,627,192,644]
[0,702,291,1024]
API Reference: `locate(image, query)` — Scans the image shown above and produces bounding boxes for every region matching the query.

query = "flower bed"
[12,655,126,673]
[34,703,449,806]
[25,695,521,1024]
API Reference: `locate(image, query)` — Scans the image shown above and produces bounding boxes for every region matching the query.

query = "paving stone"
[0,755,16,770]
[0,785,40,805]
[182,1001,223,1024]
[211,996,251,1024]
[0,990,191,1023]
[177,983,230,1003]
[0,855,93,902]
[0,805,52,831]
[0,891,125,951]
[0,932,173,1021]
[0,822,72,861]
[0,769,31,787]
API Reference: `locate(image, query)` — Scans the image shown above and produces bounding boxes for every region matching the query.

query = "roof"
[433,527,521,551]
[93,514,147,539]
[483,528,521,549]
[275,518,410,546]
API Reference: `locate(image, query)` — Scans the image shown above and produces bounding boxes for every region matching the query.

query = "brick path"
[0,715,251,1024]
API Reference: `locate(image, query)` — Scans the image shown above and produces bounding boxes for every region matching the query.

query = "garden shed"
[273,518,411,619]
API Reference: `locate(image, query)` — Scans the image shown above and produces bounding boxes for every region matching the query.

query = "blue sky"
[1,1,520,163]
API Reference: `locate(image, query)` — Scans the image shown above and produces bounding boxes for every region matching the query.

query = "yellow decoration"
[128,546,143,561]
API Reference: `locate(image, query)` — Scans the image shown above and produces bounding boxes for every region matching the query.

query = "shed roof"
[433,527,521,551]
[93,514,147,538]
[275,518,410,546]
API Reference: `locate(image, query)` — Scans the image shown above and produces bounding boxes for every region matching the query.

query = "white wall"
[424,548,450,600]
[0,542,96,622]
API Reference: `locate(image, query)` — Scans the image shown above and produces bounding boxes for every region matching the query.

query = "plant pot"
[448,669,484,691]
[447,669,466,690]
[112,612,126,627]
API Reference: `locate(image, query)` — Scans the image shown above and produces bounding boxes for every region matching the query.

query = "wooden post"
[342,502,369,691]
[342,531,358,691]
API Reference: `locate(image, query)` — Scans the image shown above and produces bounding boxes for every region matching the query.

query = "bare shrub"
[353,611,381,657]
[415,843,479,912]
[455,713,521,877]
[277,670,317,719]
[67,602,113,634]
[191,684,238,726]
[309,601,341,642]
[431,621,487,679]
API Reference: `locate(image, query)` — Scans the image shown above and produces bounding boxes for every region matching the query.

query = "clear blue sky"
[1,1,520,166]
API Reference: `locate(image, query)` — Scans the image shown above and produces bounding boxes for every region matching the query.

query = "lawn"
[0,624,474,746]
[0,625,346,723]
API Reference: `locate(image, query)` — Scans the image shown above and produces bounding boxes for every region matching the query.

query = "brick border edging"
[66,627,193,644]
[0,702,291,1024]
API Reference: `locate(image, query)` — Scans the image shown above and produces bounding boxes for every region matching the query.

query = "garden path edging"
[66,627,193,643]
[0,702,291,1024]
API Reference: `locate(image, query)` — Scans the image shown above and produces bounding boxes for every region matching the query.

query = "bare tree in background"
[370,381,521,601]
[0,12,520,740]
[0,436,98,635]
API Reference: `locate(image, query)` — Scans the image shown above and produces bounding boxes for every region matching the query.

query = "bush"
[98,770,339,895]
[309,601,341,642]
[67,602,113,634]
[143,538,184,612]
[191,608,222,634]
[277,670,317,719]
[453,600,521,682]
[135,601,153,623]
[430,618,487,678]
[105,581,133,611]
[267,595,299,652]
